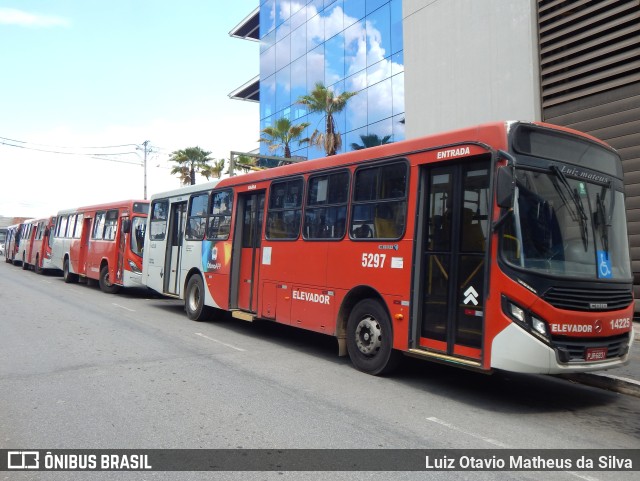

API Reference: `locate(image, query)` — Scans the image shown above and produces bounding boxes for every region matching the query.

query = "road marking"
[112,303,136,312]
[195,332,246,352]
[426,417,600,481]
[426,417,508,447]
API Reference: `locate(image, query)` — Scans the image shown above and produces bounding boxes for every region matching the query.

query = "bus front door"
[415,159,490,361]
[231,191,265,313]
[164,201,187,296]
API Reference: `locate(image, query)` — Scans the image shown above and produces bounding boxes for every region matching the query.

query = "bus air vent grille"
[551,334,630,362]
[543,287,632,312]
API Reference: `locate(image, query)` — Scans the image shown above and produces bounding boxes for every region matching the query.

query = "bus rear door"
[230,191,265,315]
[164,201,187,296]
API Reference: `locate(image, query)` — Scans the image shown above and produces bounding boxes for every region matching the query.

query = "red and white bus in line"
[20,216,59,273]
[4,222,33,266]
[142,121,634,376]
[51,200,149,293]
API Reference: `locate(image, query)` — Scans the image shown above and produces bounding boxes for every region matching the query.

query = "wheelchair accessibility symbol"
[597,250,612,279]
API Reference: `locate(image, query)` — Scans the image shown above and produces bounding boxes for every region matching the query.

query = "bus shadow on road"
[141,295,629,417]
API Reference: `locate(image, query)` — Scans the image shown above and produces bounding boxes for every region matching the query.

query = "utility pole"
[138,140,151,199]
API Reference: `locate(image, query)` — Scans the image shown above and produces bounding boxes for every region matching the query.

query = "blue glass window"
[290,56,307,107]
[260,75,276,120]
[392,113,405,142]
[307,45,325,92]
[275,35,291,72]
[276,65,291,113]
[260,0,276,37]
[325,34,345,85]
[344,20,366,76]
[261,45,276,79]
[367,3,391,66]
[367,77,392,124]
[324,2,344,39]
[344,0,366,27]
[390,0,403,54]
[392,72,404,116]
[367,0,388,15]
[307,13,324,51]
[291,24,307,61]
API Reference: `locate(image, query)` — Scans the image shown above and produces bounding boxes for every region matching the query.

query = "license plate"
[585,347,608,361]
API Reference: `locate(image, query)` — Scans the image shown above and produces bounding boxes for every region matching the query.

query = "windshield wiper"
[551,166,589,251]
[595,191,609,252]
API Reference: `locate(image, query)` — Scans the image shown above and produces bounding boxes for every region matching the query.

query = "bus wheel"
[99,266,120,294]
[347,299,401,375]
[185,275,211,322]
[63,258,78,283]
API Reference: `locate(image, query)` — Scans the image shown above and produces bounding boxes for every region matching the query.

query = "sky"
[0,0,260,218]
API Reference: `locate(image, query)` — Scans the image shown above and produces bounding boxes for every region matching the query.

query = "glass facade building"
[258,0,404,160]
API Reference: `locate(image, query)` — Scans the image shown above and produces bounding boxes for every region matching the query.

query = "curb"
[560,372,640,398]
[559,327,640,398]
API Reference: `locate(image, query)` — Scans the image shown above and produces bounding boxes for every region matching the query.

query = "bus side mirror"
[496,166,515,209]
[122,219,131,234]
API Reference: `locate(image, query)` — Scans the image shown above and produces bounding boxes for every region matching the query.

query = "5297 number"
[362,253,386,268]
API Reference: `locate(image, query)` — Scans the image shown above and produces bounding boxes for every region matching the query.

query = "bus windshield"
[501,167,631,280]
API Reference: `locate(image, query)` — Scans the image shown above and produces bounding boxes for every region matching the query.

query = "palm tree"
[201,158,226,180]
[259,117,310,158]
[230,154,264,174]
[172,165,192,186]
[350,133,392,151]
[169,146,212,185]
[297,82,357,156]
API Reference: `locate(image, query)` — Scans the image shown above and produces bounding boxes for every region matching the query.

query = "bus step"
[231,310,255,322]
[406,349,484,371]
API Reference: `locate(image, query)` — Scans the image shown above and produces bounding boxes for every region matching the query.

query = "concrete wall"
[403,0,541,138]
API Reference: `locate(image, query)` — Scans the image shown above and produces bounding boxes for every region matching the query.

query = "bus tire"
[346,299,401,375]
[99,265,120,294]
[63,258,78,283]
[185,275,211,322]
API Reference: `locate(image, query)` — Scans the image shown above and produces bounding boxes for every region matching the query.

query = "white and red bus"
[142,121,634,375]
[20,216,59,273]
[5,222,33,266]
[51,200,149,293]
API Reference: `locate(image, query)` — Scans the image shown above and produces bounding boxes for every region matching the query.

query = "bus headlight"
[128,260,141,274]
[509,304,526,323]
[502,296,550,342]
[531,317,548,337]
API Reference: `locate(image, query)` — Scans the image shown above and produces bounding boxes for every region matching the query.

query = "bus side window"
[304,170,349,240]
[150,200,168,241]
[351,162,407,240]
[266,178,303,240]
[208,190,233,240]
[186,194,208,241]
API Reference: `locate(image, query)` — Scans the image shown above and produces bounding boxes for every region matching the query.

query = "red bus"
[142,121,634,375]
[21,216,59,273]
[51,200,149,293]
[5,222,33,266]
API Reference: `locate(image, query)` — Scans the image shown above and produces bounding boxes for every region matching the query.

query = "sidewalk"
[561,323,640,397]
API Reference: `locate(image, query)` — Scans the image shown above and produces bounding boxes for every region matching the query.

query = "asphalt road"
[0,261,638,480]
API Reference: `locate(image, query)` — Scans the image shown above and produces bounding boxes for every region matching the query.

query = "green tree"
[297,82,357,156]
[201,158,226,180]
[259,117,310,158]
[169,146,212,185]
[350,133,392,151]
